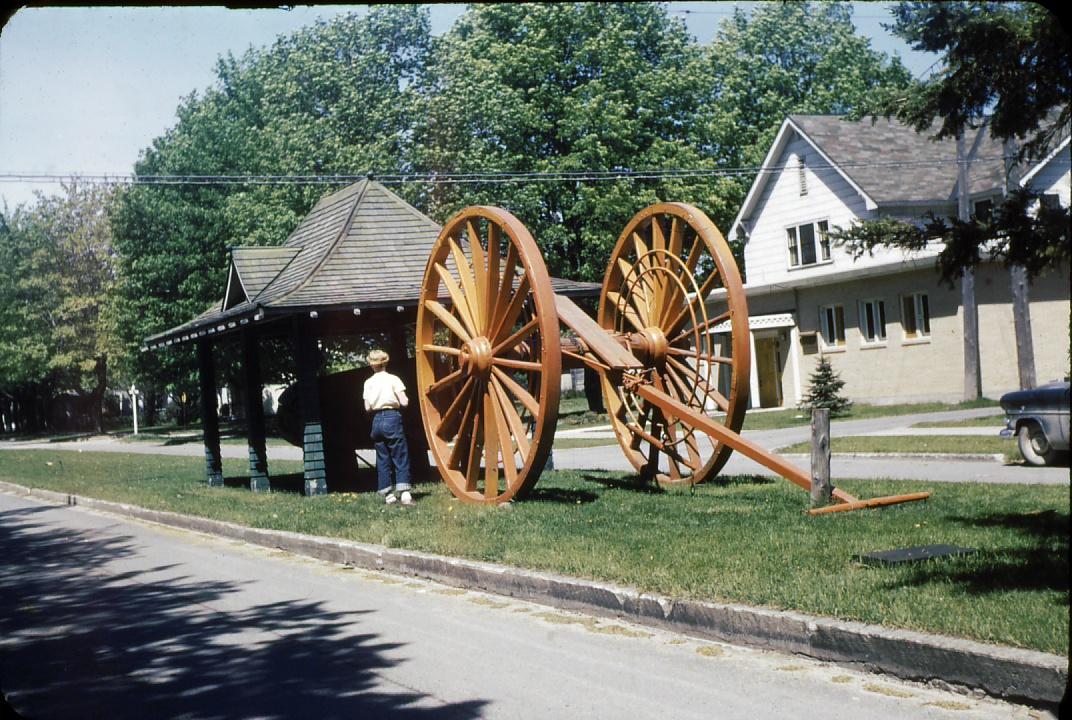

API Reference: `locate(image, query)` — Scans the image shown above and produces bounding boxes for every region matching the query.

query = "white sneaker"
[400,491,414,506]
[384,493,398,505]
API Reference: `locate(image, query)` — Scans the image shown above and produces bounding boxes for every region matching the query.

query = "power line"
[0,156,1007,188]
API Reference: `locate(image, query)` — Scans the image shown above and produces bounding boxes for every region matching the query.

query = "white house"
[714,114,1069,408]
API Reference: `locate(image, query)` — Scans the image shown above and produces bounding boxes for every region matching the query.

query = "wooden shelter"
[145,180,598,495]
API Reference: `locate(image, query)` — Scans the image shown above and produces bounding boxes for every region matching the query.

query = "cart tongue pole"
[631,383,931,514]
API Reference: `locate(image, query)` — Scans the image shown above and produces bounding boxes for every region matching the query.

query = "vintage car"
[1000,381,1071,466]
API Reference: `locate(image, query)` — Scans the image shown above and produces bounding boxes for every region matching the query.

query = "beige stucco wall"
[728,263,1069,407]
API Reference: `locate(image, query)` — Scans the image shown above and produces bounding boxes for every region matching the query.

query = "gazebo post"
[294,317,327,496]
[197,339,224,487]
[388,323,409,369]
[242,328,270,492]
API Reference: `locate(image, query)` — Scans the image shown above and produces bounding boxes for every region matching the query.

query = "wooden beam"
[554,294,642,369]
[242,328,270,493]
[294,317,326,496]
[197,339,223,488]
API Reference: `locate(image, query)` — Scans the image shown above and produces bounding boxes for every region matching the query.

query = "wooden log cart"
[415,202,930,515]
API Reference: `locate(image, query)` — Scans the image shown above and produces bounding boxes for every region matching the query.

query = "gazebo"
[145,180,598,495]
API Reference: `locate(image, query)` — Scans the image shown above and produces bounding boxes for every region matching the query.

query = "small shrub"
[799,356,853,417]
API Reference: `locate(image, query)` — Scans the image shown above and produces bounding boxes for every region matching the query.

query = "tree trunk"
[89,355,107,433]
[957,132,982,400]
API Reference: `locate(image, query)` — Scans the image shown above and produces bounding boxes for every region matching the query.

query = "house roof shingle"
[787,114,1007,205]
[146,180,599,348]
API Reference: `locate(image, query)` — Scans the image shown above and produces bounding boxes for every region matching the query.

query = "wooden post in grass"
[810,407,832,507]
[294,317,326,497]
[242,328,270,493]
[197,339,224,488]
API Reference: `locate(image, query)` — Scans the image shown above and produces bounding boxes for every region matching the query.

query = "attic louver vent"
[798,154,808,196]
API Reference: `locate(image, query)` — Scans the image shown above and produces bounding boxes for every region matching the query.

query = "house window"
[901,293,931,339]
[974,199,993,223]
[859,299,887,344]
[787,220,830,267]
[819,304,846,348]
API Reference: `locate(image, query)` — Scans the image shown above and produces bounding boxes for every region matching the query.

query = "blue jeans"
[370,409,411,494]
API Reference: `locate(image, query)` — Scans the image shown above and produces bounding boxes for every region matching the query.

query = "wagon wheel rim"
[597,202,750,485]
[416,206,560,504]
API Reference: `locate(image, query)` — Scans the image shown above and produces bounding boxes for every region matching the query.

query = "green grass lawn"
[1,448,1066,655]
[741,398,998,431]
[778,435,1017,457]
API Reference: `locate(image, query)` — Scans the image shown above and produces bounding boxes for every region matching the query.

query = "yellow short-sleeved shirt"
[363,371,408,412]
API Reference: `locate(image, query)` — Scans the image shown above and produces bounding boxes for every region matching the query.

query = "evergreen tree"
[799,357,853,417]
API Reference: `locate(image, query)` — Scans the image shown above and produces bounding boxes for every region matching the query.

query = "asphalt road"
[0,491,1045,720]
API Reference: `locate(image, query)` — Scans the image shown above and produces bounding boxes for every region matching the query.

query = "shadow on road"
[0,503,488,719]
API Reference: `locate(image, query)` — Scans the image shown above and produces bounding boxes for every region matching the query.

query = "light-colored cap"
[368,349,389,367]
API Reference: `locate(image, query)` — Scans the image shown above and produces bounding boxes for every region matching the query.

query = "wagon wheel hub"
[460,336,494,378]
[634,326,669,368]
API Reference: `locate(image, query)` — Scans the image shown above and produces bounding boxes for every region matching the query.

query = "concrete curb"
[778,452,1006,463]
[2,480,1065,709]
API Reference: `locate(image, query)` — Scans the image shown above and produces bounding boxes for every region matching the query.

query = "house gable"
[733,115,1016,291]
[738,124,920,289]
[1021,135,1071,206]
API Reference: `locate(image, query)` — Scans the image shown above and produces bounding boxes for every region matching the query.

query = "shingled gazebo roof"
[145,179,599,349]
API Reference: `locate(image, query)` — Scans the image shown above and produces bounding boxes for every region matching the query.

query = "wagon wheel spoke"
[654,217,686,325]
[435,263,479,338]
[425,300,472,344]
[670,309,731,345]
[438,376,476,441]
[491,366,539,417]
[604,290,647,333]
[617,254,656,325]
[491,377,530,460]
[485,224,501,334]
[466,220,488,331]
[490,272,532,343]
[666,356,729,412]
[492,317,539,356]
[492,358,543,372]
[427,367,465,397]
[464,408,483,491]
[665,264,723,337]
[489,243,521,338]
[649,217,670,321]
[657,371,704,472]
[447,391,480,471]
[641,419,662,479]
[422,343,462,357]
[448,236,482,332]
[488,382,519,486]
[483,392,501,499]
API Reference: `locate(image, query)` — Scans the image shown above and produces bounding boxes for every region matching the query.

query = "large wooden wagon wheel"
[416,206,561,504]
[597,203,750,485]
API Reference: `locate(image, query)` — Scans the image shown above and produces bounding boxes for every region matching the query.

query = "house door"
[755,338,783,408]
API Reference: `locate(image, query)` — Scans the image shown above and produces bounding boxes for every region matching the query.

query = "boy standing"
[363,349,413,505]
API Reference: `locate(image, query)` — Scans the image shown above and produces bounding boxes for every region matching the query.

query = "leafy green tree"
[0,184,120,431]
[701,1,913,170]
[877,1,1069,158]
[840,2,1071,280]
[112,6,433,409]
[414,2,738,281]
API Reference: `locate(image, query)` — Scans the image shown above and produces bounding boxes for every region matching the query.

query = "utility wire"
[0,155,1008,187]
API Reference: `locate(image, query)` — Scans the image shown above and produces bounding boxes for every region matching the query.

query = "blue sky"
[0,3,937,211]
